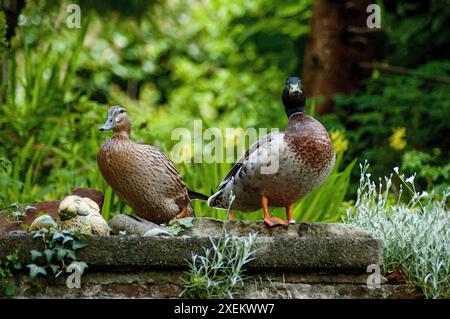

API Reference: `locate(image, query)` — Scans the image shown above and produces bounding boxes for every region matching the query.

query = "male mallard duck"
[208,77,335,227]
[97,105,207,224]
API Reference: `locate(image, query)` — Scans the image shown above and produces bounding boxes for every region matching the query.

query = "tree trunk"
[1,0,25,101]
[1,0,25,41]
[303,0,375,114]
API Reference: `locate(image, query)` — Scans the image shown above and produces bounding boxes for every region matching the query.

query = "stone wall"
[0,218,421,298]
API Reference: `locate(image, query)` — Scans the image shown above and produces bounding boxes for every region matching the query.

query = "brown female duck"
[208,77,335,227]
[97,105,207,224]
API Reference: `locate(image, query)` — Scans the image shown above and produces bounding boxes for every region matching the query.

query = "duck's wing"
[217,131,283,190]
[142,144,188,192]
[142,144,208,201]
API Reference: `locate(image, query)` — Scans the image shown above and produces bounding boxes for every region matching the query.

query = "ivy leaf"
[13,261,22,270]
[61,230,75,237]
[166,217,194,236]
[5,254,21,269]
[175,217,194,228]
[72,241,88,250]
[56,248,68,261]
[63,236,74,245]
[26,264,47,278]
[52,232,65,243]
[48,264,61,274]
[65,250,77,261]
[43,249,54,263]
[169,216,194,228]
[30,250,43,262]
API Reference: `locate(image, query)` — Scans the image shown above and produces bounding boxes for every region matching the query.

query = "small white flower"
[406,175,415,185]
[393,167,399,174]
[421,191,428,197]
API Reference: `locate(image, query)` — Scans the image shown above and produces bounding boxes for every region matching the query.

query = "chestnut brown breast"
[284,112,335,176]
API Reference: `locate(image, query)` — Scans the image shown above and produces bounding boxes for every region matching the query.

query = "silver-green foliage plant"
[345,162,450,299]
[182,231,257,299]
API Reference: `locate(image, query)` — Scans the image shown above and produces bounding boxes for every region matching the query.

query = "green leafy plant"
[0,202,27,225]
[329,61,450,195]
[1,0,445,223]
[182,230,257,299]
[0,251,22,297]
[345,162,450,299]
[402,150,450,194]
[159,217,195,236]
[26,229,88,279]
[0,1,356,222]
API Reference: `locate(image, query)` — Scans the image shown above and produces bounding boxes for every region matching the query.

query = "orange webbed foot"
[176,207,188,219]
[261,195,288,227]
[264,215,288,227]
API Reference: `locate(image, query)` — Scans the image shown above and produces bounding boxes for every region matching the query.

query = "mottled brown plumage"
[97,106,194,224]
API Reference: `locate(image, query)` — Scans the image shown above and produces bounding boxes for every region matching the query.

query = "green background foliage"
[0,0,448,222]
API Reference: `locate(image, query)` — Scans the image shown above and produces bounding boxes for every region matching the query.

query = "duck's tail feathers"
[187,189,209,201]
[207,190,228,210]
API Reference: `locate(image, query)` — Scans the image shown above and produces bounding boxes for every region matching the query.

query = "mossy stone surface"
[0,217,382,272]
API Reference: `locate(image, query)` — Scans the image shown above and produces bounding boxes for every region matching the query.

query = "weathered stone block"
[0,218,382,272]
[0,218,420,298]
